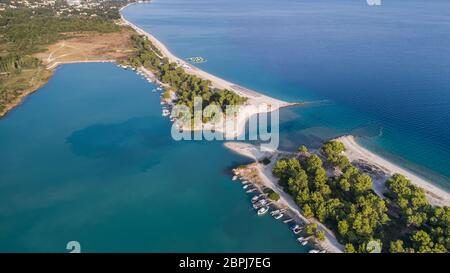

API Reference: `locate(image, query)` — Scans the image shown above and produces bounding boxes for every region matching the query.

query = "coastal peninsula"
[1,0,294,138]
[225,137,450,253]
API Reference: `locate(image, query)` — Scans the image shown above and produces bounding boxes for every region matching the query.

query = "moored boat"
[274,213,283,220]
[257,206,269,216]
[292,224,302,234]
[270,209,280,216]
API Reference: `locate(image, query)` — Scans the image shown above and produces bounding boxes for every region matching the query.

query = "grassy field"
[0,67,52,117]
[0,27,136,118]
[34,28,136,69]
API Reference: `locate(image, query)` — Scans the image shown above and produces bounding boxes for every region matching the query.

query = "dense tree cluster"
[386,174,449,253]
[272,141,449,253]
[322,140,350,169]
[0,8,120,59]
[129,35,247,119]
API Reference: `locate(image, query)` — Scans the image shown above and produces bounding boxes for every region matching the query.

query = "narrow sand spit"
[120,6,297,138]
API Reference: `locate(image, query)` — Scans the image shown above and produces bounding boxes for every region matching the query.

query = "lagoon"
[0,63,306,252]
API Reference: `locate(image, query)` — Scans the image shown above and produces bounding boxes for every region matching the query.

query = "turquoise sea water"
[123,0,450,189]
[0,63,307,252]
[1,0,450,252]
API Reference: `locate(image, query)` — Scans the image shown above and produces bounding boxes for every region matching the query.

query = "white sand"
[224,142,344,253]
[338,135,450,207]
[46,60,114,70]
[120,4,296,138]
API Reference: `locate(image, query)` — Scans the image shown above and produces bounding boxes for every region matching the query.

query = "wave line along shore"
[120,2,296,138]
[338,135,450,207]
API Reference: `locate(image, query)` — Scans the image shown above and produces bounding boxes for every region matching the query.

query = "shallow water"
[1,0,450,252]
[123,0,450,190]
[0,63,307,252]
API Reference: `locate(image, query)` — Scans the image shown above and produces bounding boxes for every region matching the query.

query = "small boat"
[246,188,256,193]
[274,213,283,220]
[297,237,305,242]
[283,218,293,224]
[320,250,327,253]
[241,180,248,184]
[257,199,267,206]
[301,241,308,246]
[257,206,269,216]
[232,176,238,181]
[270,210,280,216]
[253,199,268,208]
[292,225,302,234]
[162,109,170,117]
[243,184,249,190]
[251,195,259,203]
[309,250,319,254]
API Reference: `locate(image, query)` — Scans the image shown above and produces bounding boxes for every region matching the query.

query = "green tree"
[345,243,356,253]
[322,140,346,155]
[338,220,349,236]
[298,145,308,154]
[305,154,323,174]
[389,240,405,253]
[268,191,280,201]
[411,230,433,253]
[305,223,318,235]
[353,174,373,195]
[316,230,325,241]
[339,178,351,192]
[287,169,308,195]
[302,204,314,218]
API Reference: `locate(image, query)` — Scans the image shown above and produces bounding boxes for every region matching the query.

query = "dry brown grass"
[237,163,263,185]
[34,28,136,68]
[0,67,52,117]
[1,28,137,118]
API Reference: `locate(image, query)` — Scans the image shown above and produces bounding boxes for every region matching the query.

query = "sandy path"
[224,142,344,253]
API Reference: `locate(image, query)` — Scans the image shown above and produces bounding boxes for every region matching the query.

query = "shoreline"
[0,61,116,119]
[337,135,450,207]
[120,2,297,138]
[224,135,450,253]
[1,1,298,140]
[224,142,344,253]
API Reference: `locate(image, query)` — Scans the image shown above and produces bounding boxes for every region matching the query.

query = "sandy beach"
[120,3,296,138]
[338,135,450,207]
[224,142,344,253]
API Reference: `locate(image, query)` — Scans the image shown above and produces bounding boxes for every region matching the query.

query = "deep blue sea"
[0,0,449,252]
[123,0,450,188]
